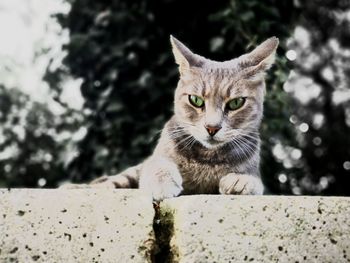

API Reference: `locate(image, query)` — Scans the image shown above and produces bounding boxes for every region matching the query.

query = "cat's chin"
[200,138,226,150]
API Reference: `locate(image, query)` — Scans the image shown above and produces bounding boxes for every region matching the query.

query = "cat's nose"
[205,125,222,137]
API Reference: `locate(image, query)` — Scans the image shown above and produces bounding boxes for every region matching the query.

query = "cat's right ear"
[170,35,204,75]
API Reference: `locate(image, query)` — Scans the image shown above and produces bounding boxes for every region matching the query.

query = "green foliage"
[54,0,299,190]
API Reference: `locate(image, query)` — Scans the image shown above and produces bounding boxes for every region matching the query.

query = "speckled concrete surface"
[0,189,155,263]
[161,195,350,263]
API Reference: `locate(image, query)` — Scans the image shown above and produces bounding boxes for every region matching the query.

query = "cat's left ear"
[238,37,279,78]
[170,35,205,75]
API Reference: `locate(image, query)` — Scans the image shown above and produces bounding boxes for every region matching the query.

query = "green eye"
[189,95,205,108]
[227,97,246,111]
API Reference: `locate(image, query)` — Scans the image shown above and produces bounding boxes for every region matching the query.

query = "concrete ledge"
[0,189,155,263]
[1,190,350,262]
[161,195,350,263]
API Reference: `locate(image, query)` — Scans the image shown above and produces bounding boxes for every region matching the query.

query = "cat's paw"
[59,173,137,189]
[142,175,183,201]
[91,174,134,188]
[219,173,263,195]
[139,158,183,201]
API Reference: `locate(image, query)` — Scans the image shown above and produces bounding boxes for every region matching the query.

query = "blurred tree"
[0,0,85,188]
[2,0,349,196]
[284,0,350,195]
[0,84,82,188]
[51,0,300,192]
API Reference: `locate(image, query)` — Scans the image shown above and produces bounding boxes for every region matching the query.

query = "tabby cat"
[63,36,279,201]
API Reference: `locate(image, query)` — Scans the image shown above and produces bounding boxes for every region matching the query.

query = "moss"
[152,202,176,263]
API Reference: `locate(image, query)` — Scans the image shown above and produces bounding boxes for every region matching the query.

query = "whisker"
[234,137,257,164]
[173,134,193,149]
[225,130,260,143]
[233,137,250,161]
[229,129,260,135]
[229,139,245,163]
[177,135,195,152]
[239,133,260,142]
[168,130,186,137]
[188,137,196,151]
[182,136,195,151]
[168,127,187,133]
[236,138,255,157]
[229,141,242,162]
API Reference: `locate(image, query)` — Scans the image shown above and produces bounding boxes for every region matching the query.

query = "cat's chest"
[178,161,230,177]
[176,157,232,194]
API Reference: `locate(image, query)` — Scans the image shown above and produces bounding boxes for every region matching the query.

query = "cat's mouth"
[207,137,221,144]
[202,137,225,149]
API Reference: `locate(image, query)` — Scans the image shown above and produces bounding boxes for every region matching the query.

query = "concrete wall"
[161,195,350,262]
[0,189,155,263]
[1,189,350,262]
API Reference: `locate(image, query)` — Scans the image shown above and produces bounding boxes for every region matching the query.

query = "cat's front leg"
[139,157,183,201]
[219,173,264,195]
[59,164,141,189]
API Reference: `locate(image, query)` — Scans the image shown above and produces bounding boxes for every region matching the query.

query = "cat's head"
[170,36,278,149]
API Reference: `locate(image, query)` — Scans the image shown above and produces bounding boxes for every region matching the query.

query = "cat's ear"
[238,37,279,78]
[170,35,204,75]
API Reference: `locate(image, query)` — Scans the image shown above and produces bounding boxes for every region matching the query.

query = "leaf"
[240,11,255,22]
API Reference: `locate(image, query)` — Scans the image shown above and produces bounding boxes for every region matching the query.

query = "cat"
[62,36,279,201]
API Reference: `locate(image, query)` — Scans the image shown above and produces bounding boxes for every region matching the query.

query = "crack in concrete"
[151,202,175,263]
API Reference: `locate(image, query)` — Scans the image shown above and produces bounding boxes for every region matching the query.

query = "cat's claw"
[219,173,264,195]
